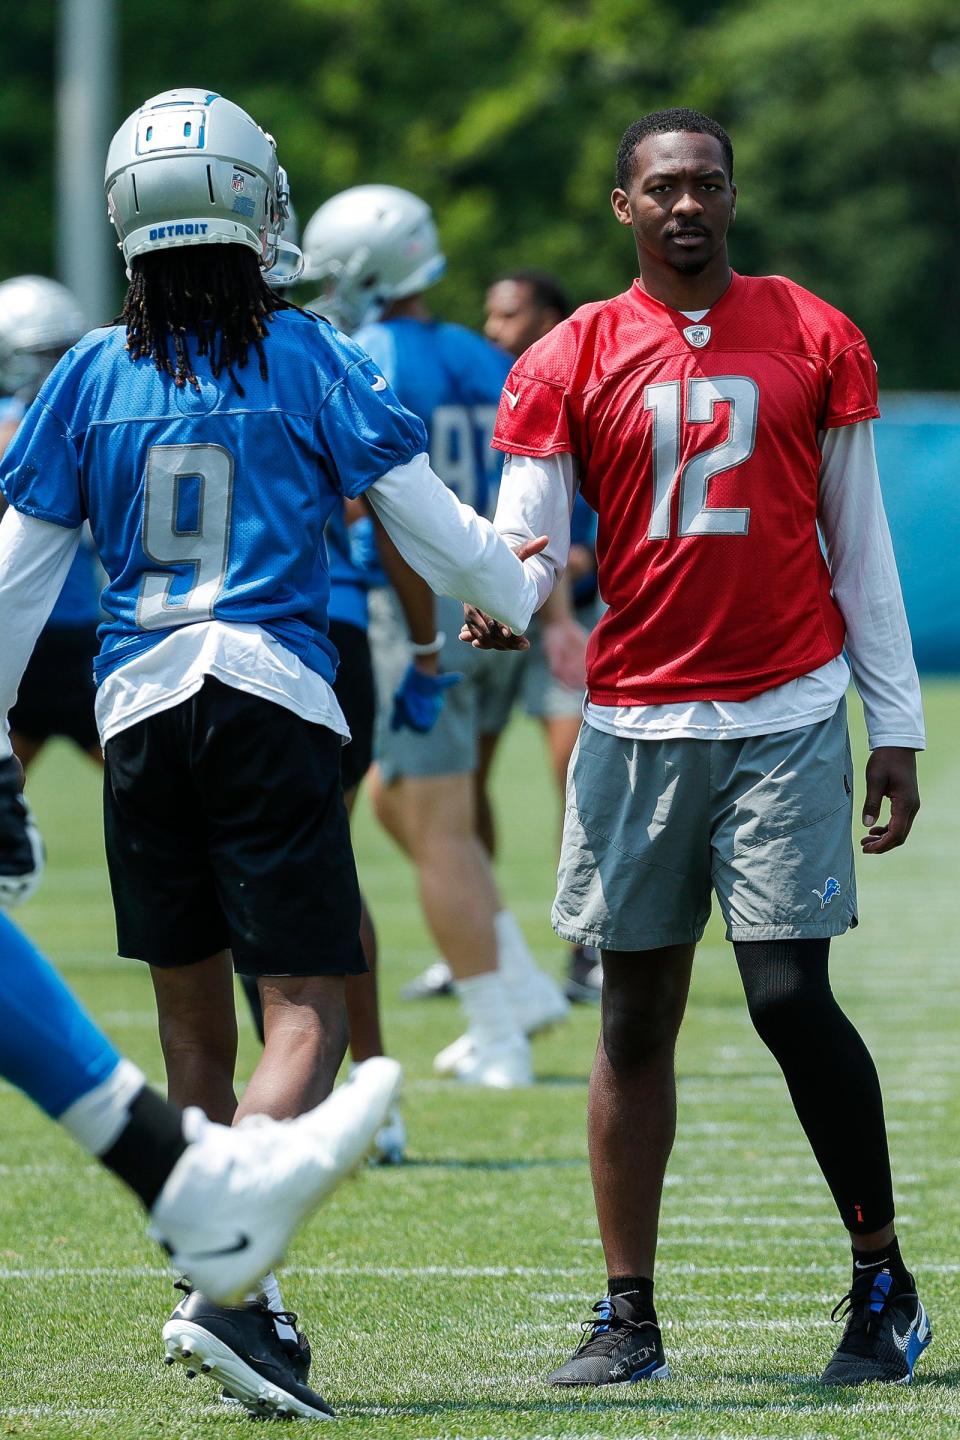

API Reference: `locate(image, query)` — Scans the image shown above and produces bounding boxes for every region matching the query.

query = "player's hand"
[860,747,920,855]
[459,606,530,652]
[543,615,589,690]
[390,665,463,734]
[458,535,549,652]
[0,754,45,908]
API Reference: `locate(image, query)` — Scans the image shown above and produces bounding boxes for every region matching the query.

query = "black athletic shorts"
[103,677,366,978]
[9,624,100,752]
[329,618,374,793]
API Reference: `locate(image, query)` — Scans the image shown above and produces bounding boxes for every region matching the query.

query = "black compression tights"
[733,938,895,1234]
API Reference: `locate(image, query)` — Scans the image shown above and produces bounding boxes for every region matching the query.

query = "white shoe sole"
[162,1318,333,1420]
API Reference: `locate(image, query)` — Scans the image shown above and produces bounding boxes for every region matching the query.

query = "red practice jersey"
[491,273,880,705]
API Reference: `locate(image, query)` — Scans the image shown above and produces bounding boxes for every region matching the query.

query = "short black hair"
[491,268,571,320]
[616,108,734,191]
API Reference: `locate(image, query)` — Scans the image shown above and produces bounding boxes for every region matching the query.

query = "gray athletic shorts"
[368,587,521,783]
[553,700,858,949]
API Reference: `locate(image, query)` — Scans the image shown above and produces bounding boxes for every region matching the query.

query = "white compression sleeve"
[818,421,925,749]
[492,452,576,607]
[366,452,540,634]
[0,507,82,760]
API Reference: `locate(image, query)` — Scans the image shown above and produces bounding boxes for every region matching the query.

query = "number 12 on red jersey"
[643,375,758,539]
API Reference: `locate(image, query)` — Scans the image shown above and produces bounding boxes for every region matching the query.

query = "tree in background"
[2,0,958,385]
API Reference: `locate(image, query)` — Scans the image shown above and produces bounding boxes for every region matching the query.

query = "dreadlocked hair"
[121,245,297,397]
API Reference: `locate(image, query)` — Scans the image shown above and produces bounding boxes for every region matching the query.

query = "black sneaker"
[221,1304,312,1410]
[821,1267,932,1385]
[162,1285,334,1418]
[548,1294,669,1385]
[565,946,602,1004]
[401,959,454,999]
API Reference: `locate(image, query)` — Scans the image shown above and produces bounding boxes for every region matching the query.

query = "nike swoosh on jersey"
[503,388,520,409]
[370,375,388,391]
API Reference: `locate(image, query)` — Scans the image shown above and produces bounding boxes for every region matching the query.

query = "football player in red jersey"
[463,108,930,1387]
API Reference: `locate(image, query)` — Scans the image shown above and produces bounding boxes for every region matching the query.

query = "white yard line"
[4,1259,960,1281]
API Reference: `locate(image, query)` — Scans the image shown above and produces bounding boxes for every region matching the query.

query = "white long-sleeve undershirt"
[492,423,925,749]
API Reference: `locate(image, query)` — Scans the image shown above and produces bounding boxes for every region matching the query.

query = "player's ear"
[729,183,737,224]
[611,188,632,227]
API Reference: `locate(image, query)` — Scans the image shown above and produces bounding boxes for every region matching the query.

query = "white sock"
[58,1058,146,1155]
[456,970,519,1046]
[494,910,541,987]
[261,1271,298,1345]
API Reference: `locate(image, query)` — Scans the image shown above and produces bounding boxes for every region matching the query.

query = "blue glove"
[0,756,45,909]
[390,665,463,734]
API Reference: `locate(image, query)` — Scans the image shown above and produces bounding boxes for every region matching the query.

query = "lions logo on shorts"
[812,876,841,910]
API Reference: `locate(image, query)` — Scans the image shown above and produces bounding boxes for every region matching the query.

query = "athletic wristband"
[409,631,446,657]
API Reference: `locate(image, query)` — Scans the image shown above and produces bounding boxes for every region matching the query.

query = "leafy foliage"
[3,0,959,383]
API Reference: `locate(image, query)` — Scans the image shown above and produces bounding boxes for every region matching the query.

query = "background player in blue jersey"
[0,277,103,770]
[302,186,568,1090]
[0,90,547,1418]
[0,748,402,1312]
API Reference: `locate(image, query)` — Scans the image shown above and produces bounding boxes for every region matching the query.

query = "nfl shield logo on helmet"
[231,172,245,193]
[682,324,711,348]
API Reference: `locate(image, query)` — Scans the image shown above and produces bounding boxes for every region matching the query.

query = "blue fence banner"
[875,394,960,673]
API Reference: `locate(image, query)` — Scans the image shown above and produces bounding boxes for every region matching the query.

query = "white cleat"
[453,1032,532,1089]
[149,1056,401,1303]
[434,970,569,1076]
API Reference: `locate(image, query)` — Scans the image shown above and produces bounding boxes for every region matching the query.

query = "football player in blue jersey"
[301,187,569,1089]
[0,277,103,771]
[0,90,551,1418]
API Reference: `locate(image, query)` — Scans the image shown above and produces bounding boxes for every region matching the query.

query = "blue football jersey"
[2,395,101,628]
[353,318,511,520]
[0,311,426,686]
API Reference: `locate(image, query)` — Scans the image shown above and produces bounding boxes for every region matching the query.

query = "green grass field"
[2,686,958,1439]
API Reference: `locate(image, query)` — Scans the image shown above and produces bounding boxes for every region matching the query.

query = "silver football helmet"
[0,276,86,401]
[104,88,302,280]
[301,185,446,332]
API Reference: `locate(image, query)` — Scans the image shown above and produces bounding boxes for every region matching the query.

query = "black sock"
[852,1235,912,1290]
[100,1085,188,1210]
[607,1275,656,1321]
